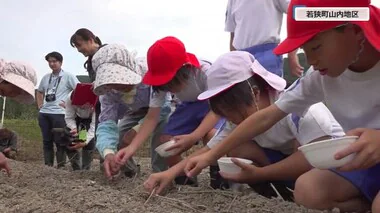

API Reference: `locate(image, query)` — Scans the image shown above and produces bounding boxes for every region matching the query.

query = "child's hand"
[0,152,11,176]
[143,171,174,195]
[184,153,214,178]
[68,142,86,150]
[115,146,137,166]
[103,154,120,180]
[70,128,78,137]
[165,134,197,155]
[3,147,11,153]
[335,128,380,171]
[219,158,262,184]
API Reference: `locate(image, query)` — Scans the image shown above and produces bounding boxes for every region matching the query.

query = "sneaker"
[174,175,198,187]
[209,165,230,190]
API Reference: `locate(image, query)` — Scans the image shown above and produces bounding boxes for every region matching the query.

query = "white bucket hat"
[198,51,287,100]
[0,59,37,104]
[92,44,143,95]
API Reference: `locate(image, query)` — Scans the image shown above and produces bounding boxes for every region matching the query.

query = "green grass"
[4,119,42,142]
[3,119,42,161]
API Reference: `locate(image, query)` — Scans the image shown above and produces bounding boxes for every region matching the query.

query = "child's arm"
[115,89,167,165]
[144,146,210,194]
[115,107,161,165]
[185,104,288,177]
[85,111,96,145]
[167,111,221,153]
[96,91,124,158]
[64,96,77,131]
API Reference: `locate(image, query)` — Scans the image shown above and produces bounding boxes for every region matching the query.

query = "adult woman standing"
[70,28,107,166]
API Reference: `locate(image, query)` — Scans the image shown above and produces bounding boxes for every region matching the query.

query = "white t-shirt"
[225,0,289,50]
[208,102,345,155]
[275,61,380,132]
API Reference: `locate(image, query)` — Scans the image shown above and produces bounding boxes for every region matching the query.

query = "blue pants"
[330,164,380,202]
[263,148,295,189]
[163,100,225,136]
[241,43,283,77]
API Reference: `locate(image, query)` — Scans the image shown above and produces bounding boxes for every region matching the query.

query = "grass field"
[2,119,156,161]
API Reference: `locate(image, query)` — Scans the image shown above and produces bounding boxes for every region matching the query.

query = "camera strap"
[46,73,62,94]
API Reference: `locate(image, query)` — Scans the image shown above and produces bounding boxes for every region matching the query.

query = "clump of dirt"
[0,159,337,213]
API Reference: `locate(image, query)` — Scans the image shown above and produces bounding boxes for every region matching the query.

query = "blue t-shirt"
[37,70,79,114]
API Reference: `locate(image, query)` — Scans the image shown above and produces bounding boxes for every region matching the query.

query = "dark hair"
[70,28,103,80]
[0,128,13,140]
[70,28,102,47]
[209,75,269,118]
[45,51,63,62]
[152,64,192,92]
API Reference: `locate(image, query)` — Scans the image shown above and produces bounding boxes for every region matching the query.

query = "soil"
[0,157,343,213]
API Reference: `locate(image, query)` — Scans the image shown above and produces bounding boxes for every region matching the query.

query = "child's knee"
[294,171,331,209]
[372,193,380,213]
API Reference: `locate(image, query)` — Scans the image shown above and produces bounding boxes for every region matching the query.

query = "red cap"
[274,0,380,55]
[143,36,200,86]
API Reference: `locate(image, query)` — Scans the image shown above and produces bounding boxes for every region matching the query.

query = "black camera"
[45,94,56,102]
[51,127,83,147]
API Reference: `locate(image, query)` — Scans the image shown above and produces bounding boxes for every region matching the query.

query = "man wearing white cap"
[0,58,38,175]
[92,44,171,179]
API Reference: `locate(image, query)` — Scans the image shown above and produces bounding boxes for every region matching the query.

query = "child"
[0,58,38,175]
[0,128,17,159]
[115,36,225,186]
[185,0,380,212]
[64,90,96,170]
[91,44,172,179]
[144,51,344,197]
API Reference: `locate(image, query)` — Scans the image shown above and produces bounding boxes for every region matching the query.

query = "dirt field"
[0,156,342,213]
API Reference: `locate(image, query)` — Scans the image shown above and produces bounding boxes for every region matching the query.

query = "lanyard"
[46,73,62,94]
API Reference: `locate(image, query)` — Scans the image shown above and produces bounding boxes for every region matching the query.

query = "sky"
[1,0,379,86]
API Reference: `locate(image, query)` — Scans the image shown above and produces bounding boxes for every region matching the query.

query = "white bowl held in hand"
[217,157,253,174]
[155,140,179,157]
[298,136,358,169]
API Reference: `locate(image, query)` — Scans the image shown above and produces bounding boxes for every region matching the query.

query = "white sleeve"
[275,68,324,117]
[149,89,167,108]
[289,102,345,145]
[275,0,290,13]
[224,0,236,32]
[64,96,77,130]
[207,121,236,149]
[86,111,96,144]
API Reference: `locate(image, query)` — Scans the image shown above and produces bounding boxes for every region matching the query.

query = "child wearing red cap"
[184,0,380,212]
[116,36,225,186]
[143,51,344,200]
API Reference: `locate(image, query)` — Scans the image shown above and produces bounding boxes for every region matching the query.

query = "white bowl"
[155,140,179,157]
[298,136,358,169]
[217,157,253,174]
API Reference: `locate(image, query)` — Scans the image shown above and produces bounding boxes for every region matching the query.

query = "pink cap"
[198,51,287,100]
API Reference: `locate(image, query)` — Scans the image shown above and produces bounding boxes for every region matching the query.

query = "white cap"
[92,44,143,95]
[198,51,287,100]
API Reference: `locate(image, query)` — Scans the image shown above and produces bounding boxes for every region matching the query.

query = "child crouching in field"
[0,58,38,175]
[144,51,345,199]
[115,36,225,187]
[91,44,171,179]
[184,0,380,212]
